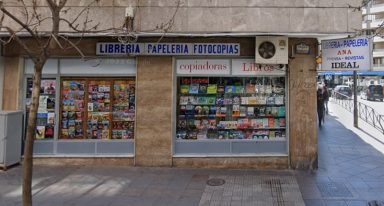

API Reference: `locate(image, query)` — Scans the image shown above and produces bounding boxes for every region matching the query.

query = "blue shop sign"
[96,43,240,56]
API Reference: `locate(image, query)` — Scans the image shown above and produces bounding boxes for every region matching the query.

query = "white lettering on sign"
[176,59,231,75]
[96,43,240,56]
[232,59,286,76]
[321,37,371,71]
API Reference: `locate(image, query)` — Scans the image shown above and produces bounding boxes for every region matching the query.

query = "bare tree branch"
[0,4,40,42]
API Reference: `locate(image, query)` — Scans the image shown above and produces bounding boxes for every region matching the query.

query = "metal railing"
[331,91,384,134]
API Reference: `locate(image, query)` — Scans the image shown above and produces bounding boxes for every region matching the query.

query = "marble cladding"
[288,38,318,170]
[134,57,173,167]
[173,157,289,169]
[1,0,361,34]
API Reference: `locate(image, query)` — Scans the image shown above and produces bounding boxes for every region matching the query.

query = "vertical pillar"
[135,57,173,166]
[2,57,22,111]
[288,38,318,170]
[0,56,4,110]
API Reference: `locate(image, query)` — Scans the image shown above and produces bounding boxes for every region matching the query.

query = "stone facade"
[1,0,361,34]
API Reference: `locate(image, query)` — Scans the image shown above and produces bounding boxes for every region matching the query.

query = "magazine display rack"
[60,78,135,140]
[26,78,56,140]
[176,77,286,141]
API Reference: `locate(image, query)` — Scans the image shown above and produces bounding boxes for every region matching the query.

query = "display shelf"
[214,127,286,130]
[176,76,286,145]
[60,78,136,140]
[176,138,286,142]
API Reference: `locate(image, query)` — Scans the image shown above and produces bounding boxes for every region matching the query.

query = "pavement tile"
[323,200,348,206]
[345,200,368,206]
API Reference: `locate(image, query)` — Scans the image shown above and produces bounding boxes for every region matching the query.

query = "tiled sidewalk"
[1,101,384,206]
[296,102,384,206]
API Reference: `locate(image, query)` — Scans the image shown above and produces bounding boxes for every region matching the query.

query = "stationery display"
[177,77,286,140]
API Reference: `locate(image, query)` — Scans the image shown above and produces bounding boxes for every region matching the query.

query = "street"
[358,95,384,115]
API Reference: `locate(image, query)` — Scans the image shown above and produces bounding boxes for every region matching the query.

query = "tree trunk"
[22,59,46,206]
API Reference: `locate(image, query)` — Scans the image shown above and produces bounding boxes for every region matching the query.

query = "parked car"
[360,84,383,101]
[333,85,352,99]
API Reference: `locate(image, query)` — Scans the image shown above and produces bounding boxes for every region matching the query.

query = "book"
[245,83,255,93]
[278,106,286,116]
[207,97,216,105]
[36,126,46,139]
[235,86,244,94]
[47,112,55,125]
[195,106,203,115]
[259,107,265,116]
[265,85,272,94]
[263,118,269,128]
[240,106,247,117]
[248,97,257,105]
[178,119,187,129]
[268,118,275,128]
[274,118,279,128]
[275,96,284,105]
[269,131,275,139]
[256,84,264,94]
[197,97,208,104]
[238,118,249,129]
[197,130,207,139]
[241,97,248,105]
[271,107,279,116]
[257,96,267,105]
[247,107,254,116]
[266,97,275,105]
[199,84,208,94]
[224,98,233,105]
[180,85,190,94]
[232,105,240,117]
[201,106,210,115]
[265,107,272,116]
[208,119,217,129]
[217,85,225,93]
[189,84,199,94]
[194,120,202,129]
[201,119,209,129]
[216,97,224,105]
[37,113,48,126]
[225,86,235,94]
[233,96,240,105]
[45,125,54,138]
[207,84,217,94]
[279,118,286,127]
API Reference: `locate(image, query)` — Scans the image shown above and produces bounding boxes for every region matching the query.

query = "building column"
[135,56,173,166]
[288,38,318,170]
[2,57,23,111]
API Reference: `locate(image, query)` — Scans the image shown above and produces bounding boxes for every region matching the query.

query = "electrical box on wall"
[255,36,288,64]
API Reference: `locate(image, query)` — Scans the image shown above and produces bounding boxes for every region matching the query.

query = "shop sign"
[321,37,371,71]
[232,59,286,76]
[96,43,240,56]
[176,59,231,75]
[295,42,310,54]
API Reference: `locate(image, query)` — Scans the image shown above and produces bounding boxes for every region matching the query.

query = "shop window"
[25,78,56,140]
[60,78,135,140]
[176,77,286,141]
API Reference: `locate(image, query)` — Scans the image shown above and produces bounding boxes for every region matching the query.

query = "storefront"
[23,58,136,156]
[1,37,318,169]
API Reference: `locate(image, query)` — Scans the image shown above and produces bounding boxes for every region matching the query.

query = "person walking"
[323,83,329,114]
[317,86,325,127]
